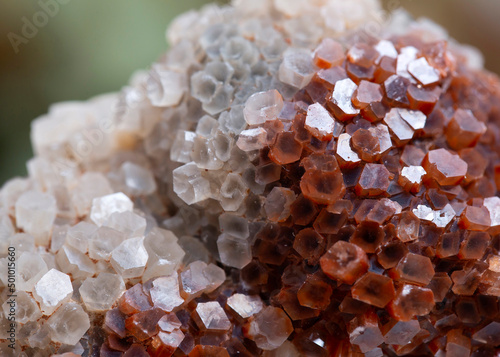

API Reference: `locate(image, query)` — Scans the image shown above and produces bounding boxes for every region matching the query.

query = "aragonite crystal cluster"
[2,0,500,356]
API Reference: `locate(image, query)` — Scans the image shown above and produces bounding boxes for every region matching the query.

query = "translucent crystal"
[88,226,126,261]
[337,133,361,167]
[279,48,315,89]
[195,301,231,331]
[110,237,148,279]
[328,78,359,120]
[227,293,263,319]
[147,66,187,107]
[217,233,252,269]
[33,269,73,315]
[170,130,196,163]
[143,227,185,282]
[56,245,96,279]
[120,162,157,196]
[70,172,112,217]
[237,128,267,151]
[79,273,126,312]
[218,213,249,239]
[264,187,296,222]
[65,221,98,254]
[46,302,90,345]
[243,90,284,125]
[191,136,224,170]
[15,190,56,246]
[374,40,398,60]
[2,291,41,324]
[150,273,184,312]
[15,252,48,293]
[180,261,225,300]
[245,306,293,350]
[305,103,335,141]
[104,211,147,238]
[407,57,439,86]
[219,173,247,211]
[90,192,134,226]
[384,108,414,144]
[173,163,211,205]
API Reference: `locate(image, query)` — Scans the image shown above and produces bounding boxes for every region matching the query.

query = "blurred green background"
[0,0,499,185]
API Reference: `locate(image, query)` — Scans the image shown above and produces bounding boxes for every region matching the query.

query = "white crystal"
[243,90,284,125]
[46,302,90,345]
[9,233,35,254]
[173,162,211,205]
[407,57,440,86]
[56,244,96,279]
[120,162,157,196]
[279,48,315,89]
[484,197,500,227]
[191,136,224,170]
[196,115,219,138]
[305,103,335,140]
[15,190,56,246]
[227,293,263,319]
[396,46,418,79]
[337,133,361,165]
[147,65,187,107]
[90,192,134,226]
[401,166,426,184]
[237,128,268,151]
[195,301,231,330]
[65,221,98,253]
[70,172,112,217]
[399,109,427,130]
[110,237,148,278]
[374,40,398,60]
[170,130,197,163]
[2,291,41,324]
[17,252,48,292]
[247,306,293,350]
[143,227,185,282]
[33,269,73,315]
[220,173,248,211]
[330,78,360,117]
[104,211,147,238]
[79,273,125,312]
[181,261,225,300]
[88,226,126,261]
[150,272,184,312]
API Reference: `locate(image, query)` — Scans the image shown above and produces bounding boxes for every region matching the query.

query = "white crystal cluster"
[0,0,484,355]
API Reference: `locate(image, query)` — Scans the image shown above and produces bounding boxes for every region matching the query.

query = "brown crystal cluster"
[96,35,500,356]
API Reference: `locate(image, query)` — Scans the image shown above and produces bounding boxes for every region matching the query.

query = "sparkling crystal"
[245,306,293,350]
[46,302,90,345]
[110,237,149,279]
[90,192,134,226]
[79,273,126,312]
[150,273,184,312]
[279,48,315,89]
[304,103,336,141]
[195,301,231,331]
[15,191,56,245]
[33,269,73,315]
[243,90,284,125]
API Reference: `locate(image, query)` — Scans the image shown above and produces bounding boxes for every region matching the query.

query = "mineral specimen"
[2,0,500,356]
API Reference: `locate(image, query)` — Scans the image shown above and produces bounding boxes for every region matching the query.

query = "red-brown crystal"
[95,30,500,356]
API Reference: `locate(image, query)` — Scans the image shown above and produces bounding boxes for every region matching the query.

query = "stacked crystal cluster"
[1,0,500,355]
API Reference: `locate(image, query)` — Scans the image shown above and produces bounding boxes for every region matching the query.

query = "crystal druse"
[2,0,500,356]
